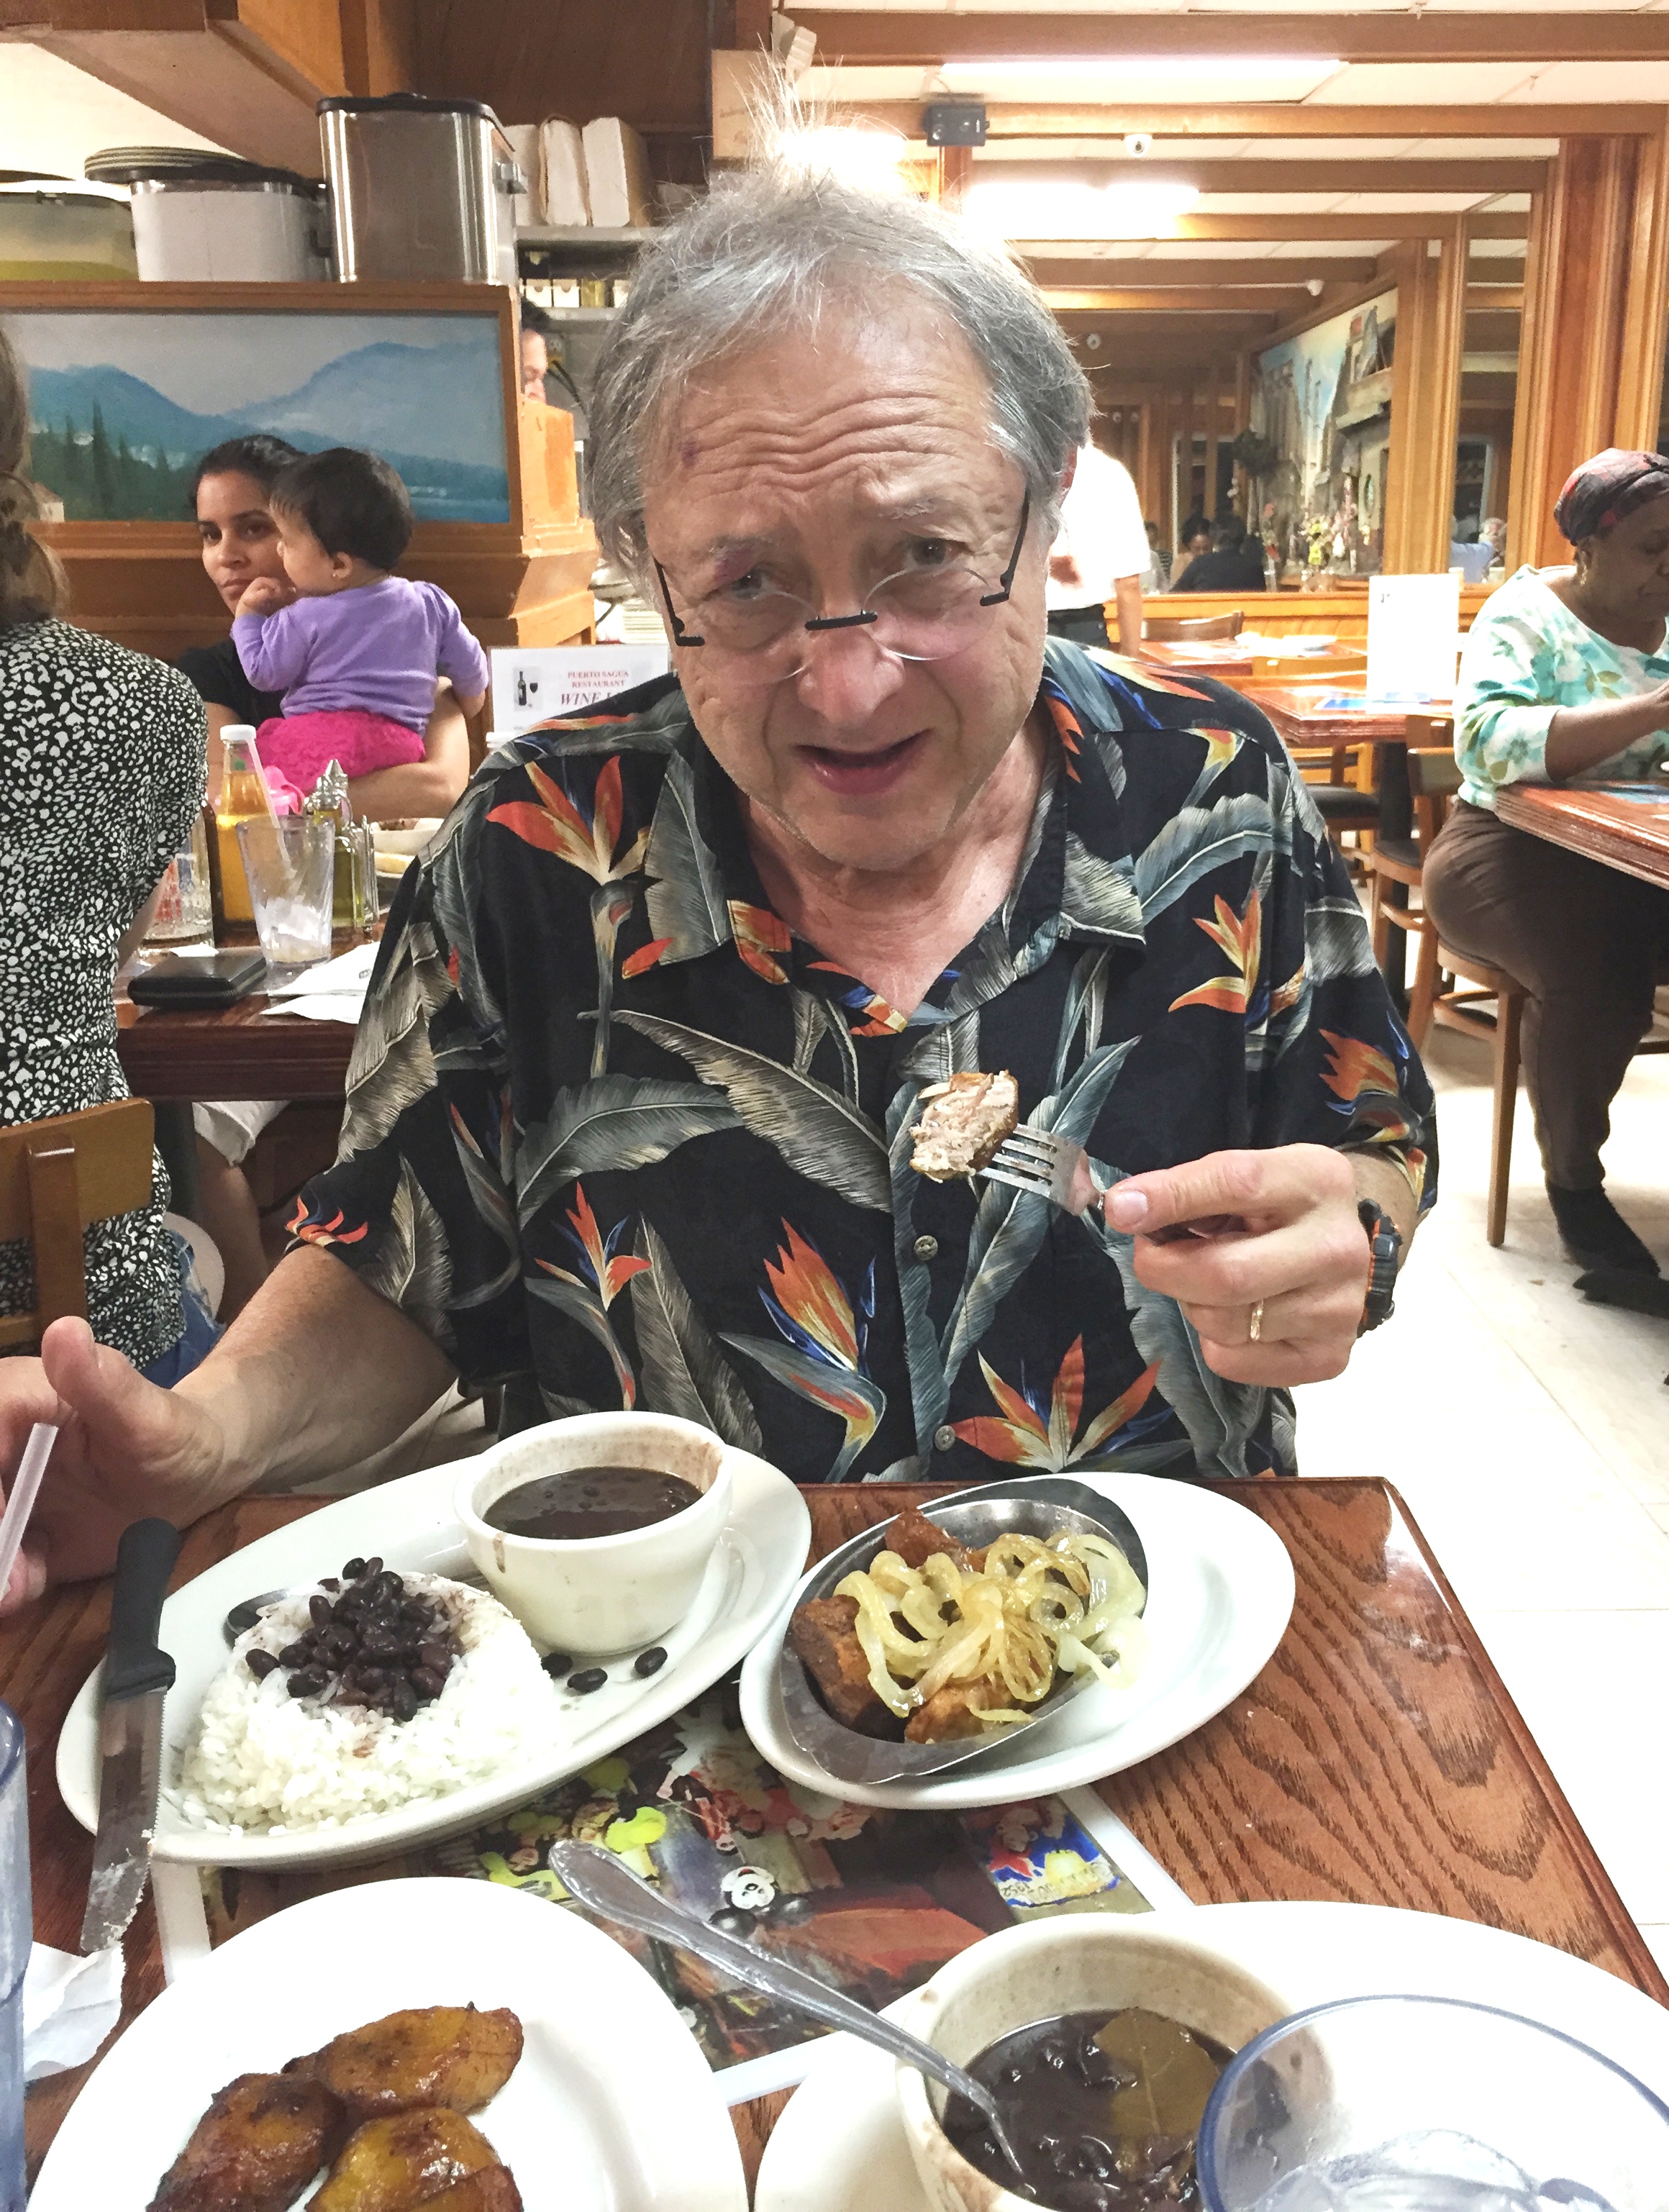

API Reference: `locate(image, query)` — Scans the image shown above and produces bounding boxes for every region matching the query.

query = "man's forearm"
[1350,1151,1420,1253]
[176,1246,458,1497]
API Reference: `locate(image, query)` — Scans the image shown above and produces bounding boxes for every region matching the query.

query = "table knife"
[79,1517,181,1955]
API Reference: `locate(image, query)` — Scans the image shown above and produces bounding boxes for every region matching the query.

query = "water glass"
[235,816,335,968]
[0,1704,29,2212]
[1198,1993,1669,2212]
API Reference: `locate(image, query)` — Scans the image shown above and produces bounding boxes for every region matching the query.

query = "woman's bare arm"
[1544,682,1669,780]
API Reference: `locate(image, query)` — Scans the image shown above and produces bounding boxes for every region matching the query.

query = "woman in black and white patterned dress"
[0,327,214,1380]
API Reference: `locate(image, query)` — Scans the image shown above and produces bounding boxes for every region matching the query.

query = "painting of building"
[4,306,510,524]
[1249,289,1399,576]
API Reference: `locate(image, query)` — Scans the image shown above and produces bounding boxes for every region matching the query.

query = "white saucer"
[740,1472,1294,1810]
[754,1901,1669,2211]
[57,1447,809,1869]
[31,1877,747,2211]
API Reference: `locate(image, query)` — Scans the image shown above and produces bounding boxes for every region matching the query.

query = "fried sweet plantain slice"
[419,2171,524,2211]
[310,2109,499,2212]
[287,2006,523,2121]
[147,2071,345,2212]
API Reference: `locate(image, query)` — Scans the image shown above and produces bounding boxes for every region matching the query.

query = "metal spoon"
[222,1585,309,1646]
[547,1842,1029,2185]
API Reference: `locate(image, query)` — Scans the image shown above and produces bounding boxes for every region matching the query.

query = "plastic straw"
[0,1422,58,1601]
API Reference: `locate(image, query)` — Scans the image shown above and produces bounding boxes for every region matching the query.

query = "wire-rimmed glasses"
[652,496,1031,689]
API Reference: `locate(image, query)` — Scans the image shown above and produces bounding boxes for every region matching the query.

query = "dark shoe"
[1547,1183,1660,1274]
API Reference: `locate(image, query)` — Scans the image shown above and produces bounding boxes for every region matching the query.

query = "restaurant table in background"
[7,1477,1663,2198]
[1239,684,1450,754]
[1496,780,1669,893]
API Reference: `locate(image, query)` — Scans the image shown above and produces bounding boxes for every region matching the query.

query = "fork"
[982,1127,1242,1242]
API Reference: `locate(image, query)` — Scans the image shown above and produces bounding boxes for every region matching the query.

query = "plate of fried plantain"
[31,1878,747,2212]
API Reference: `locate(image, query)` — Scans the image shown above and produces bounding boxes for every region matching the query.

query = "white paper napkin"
[22,1942,123,2081]
[263,942,378,1000]
[260,993,365,1024]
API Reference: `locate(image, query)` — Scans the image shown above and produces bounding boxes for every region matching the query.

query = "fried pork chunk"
[885,1504,978,1572]
[286,2006,523,2123]
[309,2109,501,2212]
[788,1596,896,1734]
[905,1679,1006,1742]
[909,1070,1020,1181]
[147,2072,345,2212]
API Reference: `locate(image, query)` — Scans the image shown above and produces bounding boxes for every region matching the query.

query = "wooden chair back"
[0,1100,155,1352]
[1142,611,1243,642]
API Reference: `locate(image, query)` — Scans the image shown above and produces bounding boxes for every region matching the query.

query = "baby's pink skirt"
[257,710,426,798]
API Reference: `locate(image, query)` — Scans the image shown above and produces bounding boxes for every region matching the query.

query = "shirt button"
[912,1234,939,1260]
[933,1425,957,1453]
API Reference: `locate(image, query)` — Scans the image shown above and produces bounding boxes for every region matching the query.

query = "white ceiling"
[0,43,224,178]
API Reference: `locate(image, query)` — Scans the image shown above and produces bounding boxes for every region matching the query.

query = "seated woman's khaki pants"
[1422,798,1669,1191]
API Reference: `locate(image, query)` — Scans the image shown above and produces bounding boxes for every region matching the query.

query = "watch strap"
[1357,1197,1401,1334]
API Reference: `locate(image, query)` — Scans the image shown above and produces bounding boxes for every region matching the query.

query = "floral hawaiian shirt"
[294,640,1436,1483]
[1455,565,1669,811]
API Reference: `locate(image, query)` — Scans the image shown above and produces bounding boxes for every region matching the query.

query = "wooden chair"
[1142,611,1243,642]
[0,1100,155,1351]
[1368,719,1460,1047]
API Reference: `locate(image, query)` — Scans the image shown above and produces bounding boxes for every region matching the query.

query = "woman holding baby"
[179,435,482,1314]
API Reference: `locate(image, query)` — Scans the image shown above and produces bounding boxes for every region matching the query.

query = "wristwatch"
[1357,1198,1403,1334]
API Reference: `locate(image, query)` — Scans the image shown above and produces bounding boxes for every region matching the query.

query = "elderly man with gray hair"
[1,168,1434,1601]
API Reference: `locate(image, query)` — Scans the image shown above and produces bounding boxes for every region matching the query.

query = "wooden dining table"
[9,1473,1663,2200]
[1496,780,1669,893]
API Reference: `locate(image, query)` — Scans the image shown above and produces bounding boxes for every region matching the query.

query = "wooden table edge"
[1496,785,1669,893]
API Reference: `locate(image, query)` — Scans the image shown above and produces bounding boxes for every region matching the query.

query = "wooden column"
[1234,349,1252,522]
[937,145,973,209]
[1204,361,1221,520]
[1179,383,1196,523]
[1136,394,1157,525]
[1511,128,1669,569]
[1381,218,1468,572]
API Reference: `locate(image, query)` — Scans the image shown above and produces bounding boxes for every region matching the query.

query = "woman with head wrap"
[1423,447,1669,1273]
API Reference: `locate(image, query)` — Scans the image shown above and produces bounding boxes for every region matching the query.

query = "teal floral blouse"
[1455,564,1669,810]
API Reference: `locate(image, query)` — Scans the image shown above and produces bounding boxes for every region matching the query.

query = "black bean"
[410,1667,443,1699]
[278,1641,310,1668]
[361,1557,383,1581]
[567,1667,607,1694]
[633,1647,668,1677]
[389,1683,418,1722]
[418,1641,451,1673]
[376,1571,404,1602]
[540,1652,573,1678]
[308,1594,332,1627]
[245,1649,280,1679]
[358,1666,384,1690]
[288,1667,327,1698]
[342,1557,367,1580]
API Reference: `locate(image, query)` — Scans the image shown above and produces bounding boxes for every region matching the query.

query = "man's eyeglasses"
[652,497,1030,690]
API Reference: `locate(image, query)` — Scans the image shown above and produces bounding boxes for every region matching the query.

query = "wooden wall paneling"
[1234,349,1252,521]
[1381,221,1467,573]
[1137,391,1156,525]
[340,0,416,94]
[1614,116,1669,449]
[852,101,1664,144]
[1205,361,1221,522]
[414,0,711,134]
[1511,135,1653,568]
[1179,383,1195,527]
[937,145,973,209]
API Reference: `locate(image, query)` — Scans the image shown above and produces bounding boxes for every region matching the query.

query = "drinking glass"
[0,1703,29,2212]
[1198,1993,1669,2212]
[235,816,335,968]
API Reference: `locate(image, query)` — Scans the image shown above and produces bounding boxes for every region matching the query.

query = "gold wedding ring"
[1247,1299,1265,1343]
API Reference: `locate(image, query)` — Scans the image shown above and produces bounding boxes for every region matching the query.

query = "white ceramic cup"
[455,1411,732,1656]
[893,1915,1293,2212]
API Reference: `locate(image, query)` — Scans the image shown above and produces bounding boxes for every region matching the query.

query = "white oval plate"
[31,1876,747,2212]
[57,1447,809,1869]
[739,1472,1294,1811]
[755,1901,1669,2212]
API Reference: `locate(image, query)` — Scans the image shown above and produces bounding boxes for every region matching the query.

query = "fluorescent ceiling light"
[940,57,1337,84]
[774,124,910,187]
[965,178,1201,240]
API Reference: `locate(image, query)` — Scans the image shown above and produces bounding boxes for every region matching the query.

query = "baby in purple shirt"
[232,447,488,797]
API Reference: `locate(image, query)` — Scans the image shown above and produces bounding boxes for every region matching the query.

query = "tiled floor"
[1299,1021,1669,1968]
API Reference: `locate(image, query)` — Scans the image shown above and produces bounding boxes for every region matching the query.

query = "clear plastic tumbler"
[1198,1993,1669,2212]
[0,1704,29,2212]
[235,815,335,968]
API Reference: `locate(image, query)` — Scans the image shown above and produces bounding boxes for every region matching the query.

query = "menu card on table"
[151,1680,1188,2104]
[1365,573,1461,704]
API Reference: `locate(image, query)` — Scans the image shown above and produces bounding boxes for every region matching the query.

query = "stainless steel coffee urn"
[318,94,524,284]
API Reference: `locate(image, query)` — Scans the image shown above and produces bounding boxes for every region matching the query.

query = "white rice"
[171,1572,560,1836]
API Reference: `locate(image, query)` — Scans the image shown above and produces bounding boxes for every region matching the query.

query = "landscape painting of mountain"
[3,307,511,523]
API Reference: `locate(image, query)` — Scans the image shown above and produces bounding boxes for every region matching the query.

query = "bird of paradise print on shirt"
[527,1180,650,1408]
[488,755,651,1073]
[287,1196,369,1248]
[724,1222,886,1480]
[951,1339,1162,1470]
[1319,1027,1428,1205]
[1170,887,1264,1019]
